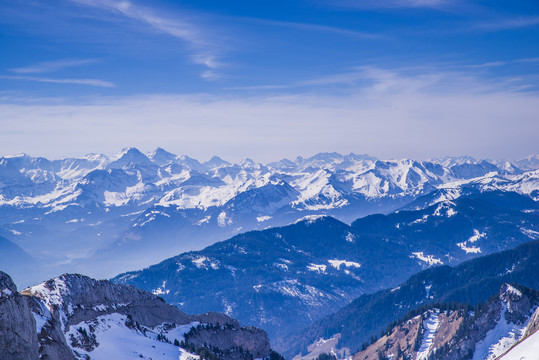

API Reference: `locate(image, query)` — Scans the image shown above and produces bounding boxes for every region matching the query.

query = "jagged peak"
[499,283,528,304]
[110,148,146,163]
[0,271,17,293]
[204,155,230,168]
[150,147,176,158]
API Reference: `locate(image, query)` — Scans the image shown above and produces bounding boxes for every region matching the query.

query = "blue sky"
[0,0,538,162]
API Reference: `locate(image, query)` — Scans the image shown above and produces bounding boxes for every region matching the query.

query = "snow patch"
[328,259,361,270]
[307,264,327,273]
[416,309,440,360]
[411,252,443,266]
[499,329,539,360]
[457,242,482,254]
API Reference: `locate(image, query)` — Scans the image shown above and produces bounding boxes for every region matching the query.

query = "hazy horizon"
[1,1,538,162]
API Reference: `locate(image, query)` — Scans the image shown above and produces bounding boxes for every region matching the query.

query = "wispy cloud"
[329,0,453,10]
[70,0,222,77]
[452,57,539,69]
[9,59,98,74]
[1,75,115,87]
[1,66,537,162]
[231,57,539,92]
[238,17,380,39]
[474,16,539,32]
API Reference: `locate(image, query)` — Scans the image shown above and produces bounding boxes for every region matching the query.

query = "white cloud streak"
[70,0,222,74]
[9,59,98,74]
[0,67,537,162]
[329,0,452,10]
[237,17,380,39]
[474,16,539,31]
[0,75,115,87]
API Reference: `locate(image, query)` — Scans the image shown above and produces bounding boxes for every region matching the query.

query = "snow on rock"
[328,259,361,270]
[457,242,482,254]
[468,229,486,243]
[416,309,441,360]
[295,214,328,224]
[344,232,356,243]
[456,230,485,254]
[66,313,199,360]
[411,252,443,266]
[473,303,530,360]
[307,264,327,273]
[190,255,220,270]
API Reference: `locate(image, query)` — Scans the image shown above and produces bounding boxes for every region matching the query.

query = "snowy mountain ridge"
[351,283,539,360]
[1,148,537,210]
[1,149,537,283]
[0,270,273,360]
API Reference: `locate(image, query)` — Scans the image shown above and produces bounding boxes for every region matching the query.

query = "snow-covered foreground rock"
[0,271,272,360]
[0,149,537,283]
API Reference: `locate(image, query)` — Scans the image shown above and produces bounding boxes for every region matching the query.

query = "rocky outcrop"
[352,283,539,360]
[353,309,467,360]
[523,306,539,337]
[0,271,39,360]
[21,273,197,329]
[1,271,273,360]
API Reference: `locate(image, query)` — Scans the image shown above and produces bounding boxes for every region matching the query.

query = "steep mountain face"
[0,272,272,360]
[0,271,39,360]
[113,191,539,345]
[353,284,539,360]
[282,239,539,358]
[499,309,539,359]
[1,149,537,283]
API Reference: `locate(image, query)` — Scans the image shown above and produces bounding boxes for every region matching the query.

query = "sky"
[0,0,538,162]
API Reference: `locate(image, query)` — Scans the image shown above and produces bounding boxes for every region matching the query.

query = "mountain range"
[0,149,537,285]
[0,149,539,359]
[113,190,539,345]
[282,239,539,359]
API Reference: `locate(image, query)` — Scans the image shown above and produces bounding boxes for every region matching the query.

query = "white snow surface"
[472,303,530,360]
[307,264,327,273]
[411,252,443,266]
[328,259,361,270]
[416,309,441,360]
[457,230,485,254]
[499,329,539,360]
[66,313,200,360]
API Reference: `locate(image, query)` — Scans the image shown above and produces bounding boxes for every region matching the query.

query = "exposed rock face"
[523,306,539,337]
[352,283,539,360]
[1,272,272,360]
[0,271,39,360]
[21,273,197,329]
[353,312,423,360]
[353,309,466,360]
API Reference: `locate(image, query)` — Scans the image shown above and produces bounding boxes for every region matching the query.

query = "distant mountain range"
[0,149,537,283]
[113,190,539,346]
